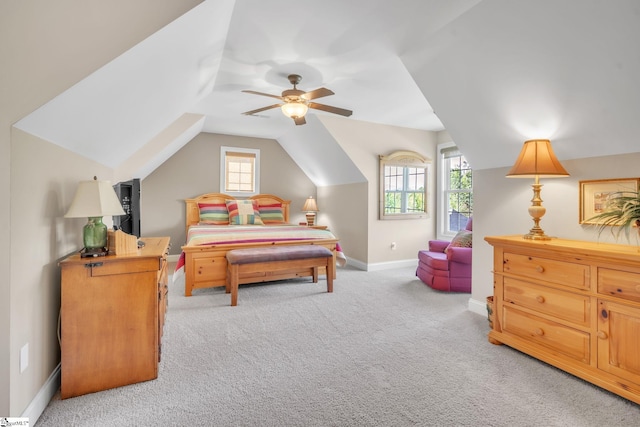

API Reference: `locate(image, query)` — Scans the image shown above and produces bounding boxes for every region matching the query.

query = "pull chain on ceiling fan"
[242,74,352,125]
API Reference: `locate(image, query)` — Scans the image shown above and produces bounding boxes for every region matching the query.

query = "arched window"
[379,150,431,220]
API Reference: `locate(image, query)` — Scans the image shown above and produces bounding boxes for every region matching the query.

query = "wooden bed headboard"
[185,193,291,233]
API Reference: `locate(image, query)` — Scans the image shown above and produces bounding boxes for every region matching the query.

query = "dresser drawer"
[502,306,590,363]
[598,267,640,303]
[503,252,589,290]
[504,277,590,327]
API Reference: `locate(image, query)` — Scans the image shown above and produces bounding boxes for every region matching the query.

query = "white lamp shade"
[65,179,126,218]
[281,102,309,119]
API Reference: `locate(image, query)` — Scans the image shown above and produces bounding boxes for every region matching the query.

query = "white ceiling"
[14,0,640,177]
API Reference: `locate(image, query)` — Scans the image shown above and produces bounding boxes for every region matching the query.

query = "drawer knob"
[597,331,608,340]
[535,265,545,273]
[536,295,545,304]
[534,328,545,336]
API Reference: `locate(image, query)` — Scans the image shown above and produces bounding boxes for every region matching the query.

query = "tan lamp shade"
[506,139,569,178]
[65,177,126,218]
[302,196,318,226]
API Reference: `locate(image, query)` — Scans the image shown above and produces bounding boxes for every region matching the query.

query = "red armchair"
[416,217,472,293]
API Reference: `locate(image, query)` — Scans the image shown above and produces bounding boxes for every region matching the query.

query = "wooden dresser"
[59,236,170,399]
[485,235,640,404]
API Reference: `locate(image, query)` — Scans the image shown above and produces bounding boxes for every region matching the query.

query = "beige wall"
[318,183,369,264]
[319,116,439,267]
[10,129,114,413]
[0,0,202,416]
[141,133,317,253]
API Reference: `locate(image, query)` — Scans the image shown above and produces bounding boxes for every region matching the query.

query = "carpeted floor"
[36,265,640,426]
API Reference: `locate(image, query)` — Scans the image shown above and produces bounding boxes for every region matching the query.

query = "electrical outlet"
[391,242,397,250]
[20,343,29,373]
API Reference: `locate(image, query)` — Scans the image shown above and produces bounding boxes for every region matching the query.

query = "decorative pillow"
[446,229,472,253]
[226,199,263,225]
[198,202,229,225]
[258,203,285,224]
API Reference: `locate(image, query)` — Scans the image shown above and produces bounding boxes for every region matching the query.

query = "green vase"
[83,217,107,249]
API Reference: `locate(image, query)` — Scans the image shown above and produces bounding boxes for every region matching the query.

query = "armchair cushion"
[446,229,472,253]
[428,240,450,253]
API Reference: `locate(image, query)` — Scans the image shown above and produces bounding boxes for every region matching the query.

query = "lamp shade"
[281,101,309,119]
[506,139,569,178]
[302,196,318,212]
[65,178,126,218]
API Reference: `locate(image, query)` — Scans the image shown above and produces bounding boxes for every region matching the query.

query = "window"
[220,146,260,196]
[437,142,472,238]
[379,150,430,220]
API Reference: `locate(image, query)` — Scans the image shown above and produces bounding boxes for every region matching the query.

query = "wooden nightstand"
[59,236,170,398]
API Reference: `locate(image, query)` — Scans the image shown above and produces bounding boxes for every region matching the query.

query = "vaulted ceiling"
[14,0,640,180]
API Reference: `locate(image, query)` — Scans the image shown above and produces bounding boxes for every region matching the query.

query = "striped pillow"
[258,203,285,224]
[226,200,263,225]
[198,202,229,225]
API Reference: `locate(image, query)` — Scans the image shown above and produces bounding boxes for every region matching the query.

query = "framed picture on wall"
[579,178,640,224]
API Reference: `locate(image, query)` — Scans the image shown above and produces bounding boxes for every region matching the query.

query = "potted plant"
[588,190,640,241]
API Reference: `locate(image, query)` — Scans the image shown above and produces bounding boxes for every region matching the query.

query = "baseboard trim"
[468,296,488,317]
[344,257,418,272]
[22,363,60,423]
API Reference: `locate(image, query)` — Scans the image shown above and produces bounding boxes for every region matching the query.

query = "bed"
[174,193,344,296]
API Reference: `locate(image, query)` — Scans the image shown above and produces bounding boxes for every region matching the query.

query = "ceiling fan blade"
[308,102,353,117]
[242,104,282,115]
[294,116,306,126]
[242,90,284,101]
[302,87,334,100]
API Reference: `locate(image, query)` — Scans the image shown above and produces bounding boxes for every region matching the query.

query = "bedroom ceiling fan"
[241,74,352,125]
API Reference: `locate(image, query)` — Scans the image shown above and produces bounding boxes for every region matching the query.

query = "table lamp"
[302,196,319,226]
[506,139,569,240]
[65,176,126,256]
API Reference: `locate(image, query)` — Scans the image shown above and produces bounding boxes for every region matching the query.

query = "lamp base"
[80,247,108,258]
[305,213,316,227]
[522,182,554,241]
[523,231,553,241]
[84,216,108,249]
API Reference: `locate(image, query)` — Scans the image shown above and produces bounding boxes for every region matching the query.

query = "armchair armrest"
[447,246,472,264]
[428,240,450,253]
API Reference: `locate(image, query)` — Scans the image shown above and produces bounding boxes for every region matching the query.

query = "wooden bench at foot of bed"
[225,245,334,306]
[182,240,338,296]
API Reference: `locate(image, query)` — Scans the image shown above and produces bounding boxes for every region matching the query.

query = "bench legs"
[226,259,333,306]
[226,264,239,306]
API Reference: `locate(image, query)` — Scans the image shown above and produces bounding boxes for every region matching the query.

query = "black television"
[112,179,141,237]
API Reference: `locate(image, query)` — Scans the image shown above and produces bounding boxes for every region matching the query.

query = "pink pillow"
[446,229,472,254]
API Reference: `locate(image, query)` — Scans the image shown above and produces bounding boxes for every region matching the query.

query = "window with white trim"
[220,146,260,196]
[379,150,430,220]
[437,142,472,239]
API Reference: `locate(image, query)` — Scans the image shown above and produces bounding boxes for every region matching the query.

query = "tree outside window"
[437,143,472,237]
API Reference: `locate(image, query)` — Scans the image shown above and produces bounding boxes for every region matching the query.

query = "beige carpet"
[36,265,640,426]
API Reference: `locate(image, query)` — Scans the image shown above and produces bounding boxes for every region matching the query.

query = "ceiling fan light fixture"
[281,101,309,119]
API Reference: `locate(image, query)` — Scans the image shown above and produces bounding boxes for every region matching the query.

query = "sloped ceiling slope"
[14,0,235,169]
[402,0,640,170]
[12,0,476,181]
[14,0,640,179]
[277,115,366,187]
